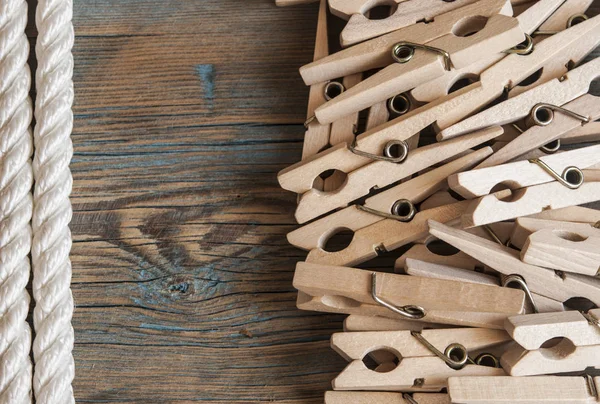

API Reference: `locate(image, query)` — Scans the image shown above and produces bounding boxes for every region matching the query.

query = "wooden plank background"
[22,0,599,402]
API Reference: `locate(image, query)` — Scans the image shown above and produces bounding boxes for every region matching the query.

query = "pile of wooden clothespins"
[276,0,600,402]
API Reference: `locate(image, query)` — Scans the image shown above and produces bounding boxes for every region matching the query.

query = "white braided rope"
[0,0,34,403]
[32,0,75,403]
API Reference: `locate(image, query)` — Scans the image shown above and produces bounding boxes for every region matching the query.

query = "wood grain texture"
[24,0,349,402]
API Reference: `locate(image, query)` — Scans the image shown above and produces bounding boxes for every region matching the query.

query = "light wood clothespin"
[521,227,600,276]
[404,259,566,313]
[305,199,472,267]
[311,2,525,124]
[331,329,508,391]
[501,309,600,376]
[475,94,600,169]
[506,309,600,350]
[325,391,451,404]
[394,222,515,272]
[440,56,600,140]
[344,315,451,332]
[410,0,567,103]
[288,128,500,224]
[462,181,600,228]
[449,144,600,198]
[511,216,600,249]
[427,220,600,307]
[528,205,600,223]
[300,0,513,86]
[448,375,600,403]
[293,262,526,328]
[333,0,480,47]
[287,148,490,250]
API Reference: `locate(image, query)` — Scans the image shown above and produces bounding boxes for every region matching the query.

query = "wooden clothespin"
[293,261,526,328]
[305,199,472,267]
[344,315,451,332]
[427,220,600,307]
[462,181,600,228]
[474,94,600,169]
[410,0,567,103]
[286,128,499,224]
[301,0,514,86]
[330,0,480,47]
[511,215,600,249]
[309,1,524,124]
[501,309,600,375]
[325,391,451,404]
[331,329,508,391]
[287,148,490,250]
[506,310,600,350]
[440,56,600,140]
[521,227,600,276]
[448,145,600,199]
[448,375,600,403]
[404,259,566,313]
[394,222,515,272]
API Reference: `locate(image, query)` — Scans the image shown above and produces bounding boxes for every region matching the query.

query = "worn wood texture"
[24,0,350,402]
[21,0,599,402]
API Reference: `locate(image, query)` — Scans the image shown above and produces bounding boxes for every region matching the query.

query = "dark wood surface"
[23,0,600,402]
[30,0,347,402]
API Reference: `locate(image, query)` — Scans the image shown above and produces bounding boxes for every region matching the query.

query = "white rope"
[0,0,34,403]
[32,0,76,402]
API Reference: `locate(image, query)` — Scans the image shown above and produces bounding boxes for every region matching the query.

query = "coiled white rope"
[0,0,34,403]
[32,0,76,402]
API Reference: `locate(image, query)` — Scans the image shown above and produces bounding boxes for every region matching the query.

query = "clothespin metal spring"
[402,394,419,404]
[528,158,584,190]
[529,103,590,127]
[324,81,346,101]
[411,331,500,371]
[357,199,416,222]
[371,272,426,319]
[387,93,412,116]
[392,42,453,71]
[582,310,600,327]
[349,138,410,163]
[504,33,534,55]
[411,330,473,370]
[586,374,598,399]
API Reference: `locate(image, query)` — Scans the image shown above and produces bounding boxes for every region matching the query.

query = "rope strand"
[0,0,34,403]
[32,0,75,402]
